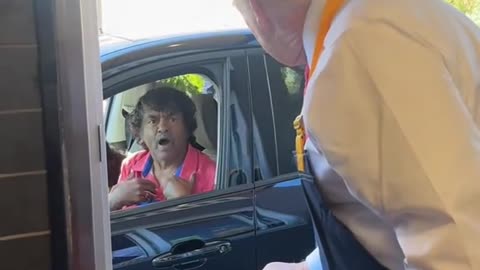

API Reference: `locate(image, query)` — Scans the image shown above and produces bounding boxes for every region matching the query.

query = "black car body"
[101,30,315,270]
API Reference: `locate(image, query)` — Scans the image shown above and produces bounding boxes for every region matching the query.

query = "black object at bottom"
[301,152,389,270]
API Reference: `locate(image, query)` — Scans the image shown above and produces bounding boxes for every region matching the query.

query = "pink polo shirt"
[117,145,216,202]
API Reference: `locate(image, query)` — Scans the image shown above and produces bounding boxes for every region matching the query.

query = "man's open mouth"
[158,138,171,146]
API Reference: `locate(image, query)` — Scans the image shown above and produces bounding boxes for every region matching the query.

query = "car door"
[103,42,256,270]
[246,50,316,269]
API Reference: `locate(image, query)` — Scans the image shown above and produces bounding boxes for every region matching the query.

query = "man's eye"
[148,119,156,124]
[170,116,176,122]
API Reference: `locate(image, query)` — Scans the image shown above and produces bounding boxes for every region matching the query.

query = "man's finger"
[144,191,156,201]
[137,179,157,192]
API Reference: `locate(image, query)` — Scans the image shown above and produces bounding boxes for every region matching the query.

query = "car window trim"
[103,50,254,217]
[110,182,255,220]
[224,53,255,188]
[262,54,281,175]
[245,49,278,179]
[253,172,314,188]
[103,62,221,99]
[103,49,247,95]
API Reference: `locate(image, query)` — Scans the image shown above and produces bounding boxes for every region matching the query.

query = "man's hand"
[263,262,308,270]
[162,173,196,200]
[109,175,157,210]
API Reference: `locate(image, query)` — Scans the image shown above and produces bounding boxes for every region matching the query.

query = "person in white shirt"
[234,0,480,269]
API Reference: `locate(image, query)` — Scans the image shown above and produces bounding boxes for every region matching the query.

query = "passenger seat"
[191,94,218,161]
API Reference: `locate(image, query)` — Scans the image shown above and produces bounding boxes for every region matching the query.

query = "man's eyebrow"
[144,112,159,118]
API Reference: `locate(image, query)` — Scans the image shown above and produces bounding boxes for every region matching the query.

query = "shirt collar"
[303,0,350,68]
[132,144,197,177]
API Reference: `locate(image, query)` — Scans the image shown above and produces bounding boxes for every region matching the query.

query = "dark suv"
[102,29,315,270]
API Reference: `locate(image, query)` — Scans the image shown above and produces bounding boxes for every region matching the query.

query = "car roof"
[100,29,260,72]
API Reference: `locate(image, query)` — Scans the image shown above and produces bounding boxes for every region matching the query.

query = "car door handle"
[152,240,232,269]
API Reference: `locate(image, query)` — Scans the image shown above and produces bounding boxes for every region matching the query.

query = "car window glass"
[265,56,304,175]
[248,53,277,180]
[105,73,219,210]
[250,54,304,179]
[226,56,252,187]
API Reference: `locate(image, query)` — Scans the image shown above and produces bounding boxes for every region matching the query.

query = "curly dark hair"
[127,87,197,142]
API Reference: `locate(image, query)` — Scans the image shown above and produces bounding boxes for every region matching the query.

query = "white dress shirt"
[302,0,480,269]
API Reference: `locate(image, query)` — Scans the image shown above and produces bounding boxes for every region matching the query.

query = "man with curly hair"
[109,87,216,211]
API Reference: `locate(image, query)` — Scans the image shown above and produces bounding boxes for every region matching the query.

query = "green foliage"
[281,67,302,95]
[159,74,205,96]
[446,0,478,14]
[446,0,480,24]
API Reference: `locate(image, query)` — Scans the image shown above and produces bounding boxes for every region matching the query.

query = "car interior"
[105,73,220,190]
[104,59,306,207]
[104,53,314,269]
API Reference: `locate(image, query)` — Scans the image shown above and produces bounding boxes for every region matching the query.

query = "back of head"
[234,0,312,67]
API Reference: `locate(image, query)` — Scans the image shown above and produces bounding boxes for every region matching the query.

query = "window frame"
[245,49,278,180]
[104,49,255,218]
[264,55,305,176]
[246,49,305,181]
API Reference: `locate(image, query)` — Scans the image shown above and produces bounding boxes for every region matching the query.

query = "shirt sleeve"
[305,22,480,269]
[117,157,131,184]
[198,159,216,193]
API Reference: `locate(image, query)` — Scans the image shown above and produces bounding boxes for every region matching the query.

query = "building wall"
[0,1,52,269]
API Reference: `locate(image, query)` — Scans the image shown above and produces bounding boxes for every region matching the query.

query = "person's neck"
[153,145,188,172]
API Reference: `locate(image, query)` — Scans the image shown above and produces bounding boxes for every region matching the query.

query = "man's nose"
[157,117,169,133]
